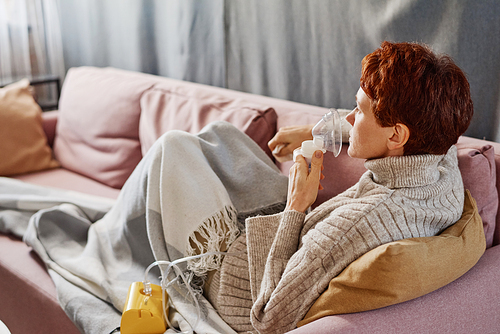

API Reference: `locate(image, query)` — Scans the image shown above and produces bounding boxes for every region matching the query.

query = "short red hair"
[360,41,473,155]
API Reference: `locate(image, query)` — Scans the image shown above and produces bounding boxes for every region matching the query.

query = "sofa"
[0,66,499,334]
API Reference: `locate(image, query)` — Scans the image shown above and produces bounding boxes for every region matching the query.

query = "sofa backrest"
[53,66,500,248]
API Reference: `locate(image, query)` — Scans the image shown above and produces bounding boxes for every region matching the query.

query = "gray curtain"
[57,0,500,142]
[57,0,225,86]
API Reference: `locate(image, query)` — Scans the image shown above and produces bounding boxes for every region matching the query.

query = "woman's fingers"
[285,151,324,212]
[268,124,315,160]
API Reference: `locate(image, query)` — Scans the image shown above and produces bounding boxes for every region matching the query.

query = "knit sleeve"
[246,209,320,334]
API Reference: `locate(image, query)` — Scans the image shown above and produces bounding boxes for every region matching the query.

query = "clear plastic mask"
[312,108,342,157]
[293,108,342,162]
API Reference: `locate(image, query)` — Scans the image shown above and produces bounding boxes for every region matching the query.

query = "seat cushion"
[12,167,121,200]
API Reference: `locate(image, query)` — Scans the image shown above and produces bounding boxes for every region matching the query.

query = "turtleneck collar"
[364,146,456,189]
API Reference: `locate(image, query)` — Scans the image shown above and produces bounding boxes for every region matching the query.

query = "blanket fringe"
[186,205,240,276]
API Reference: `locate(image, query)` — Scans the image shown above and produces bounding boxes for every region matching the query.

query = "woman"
[204,41,473,334]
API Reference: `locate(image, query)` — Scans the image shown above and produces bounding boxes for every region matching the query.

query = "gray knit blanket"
[0,121,288,334]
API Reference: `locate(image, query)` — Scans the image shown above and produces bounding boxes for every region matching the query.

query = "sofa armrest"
[287,244,500,334]
[41,110,58,147]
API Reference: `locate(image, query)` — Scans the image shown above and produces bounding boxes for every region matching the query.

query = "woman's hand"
[285,150,324,213]
[268,125,314,162]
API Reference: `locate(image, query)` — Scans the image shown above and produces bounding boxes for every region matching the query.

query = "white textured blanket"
[0,121,288,334]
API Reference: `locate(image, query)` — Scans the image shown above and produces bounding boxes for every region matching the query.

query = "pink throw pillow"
[53,67,158,188]
[456,142,498,248]
[139,84,278,158]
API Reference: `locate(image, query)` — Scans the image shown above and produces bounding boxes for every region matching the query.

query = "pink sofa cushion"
[456,141,498,248]
[53,67,157,188]
[138,84,278,158]
[457,137,500,247]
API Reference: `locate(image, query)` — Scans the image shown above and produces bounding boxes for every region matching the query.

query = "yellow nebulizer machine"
[121,282,167,334]
[120,252,229,334]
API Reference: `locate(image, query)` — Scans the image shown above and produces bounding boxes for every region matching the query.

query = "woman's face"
[345,87,395,160]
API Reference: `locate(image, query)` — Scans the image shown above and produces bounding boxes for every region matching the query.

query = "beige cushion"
[0,79,59,176]
[299,190,486,326]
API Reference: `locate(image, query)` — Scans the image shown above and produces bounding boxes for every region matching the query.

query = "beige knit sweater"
[205,145,464,334]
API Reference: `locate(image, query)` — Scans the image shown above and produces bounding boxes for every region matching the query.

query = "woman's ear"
[387,123,410,152]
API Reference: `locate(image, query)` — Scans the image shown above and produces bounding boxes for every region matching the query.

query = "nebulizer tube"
[292,108,343,163]
[143,251,238,334]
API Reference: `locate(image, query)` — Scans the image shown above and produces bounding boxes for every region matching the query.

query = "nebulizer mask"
[292,108,342,164]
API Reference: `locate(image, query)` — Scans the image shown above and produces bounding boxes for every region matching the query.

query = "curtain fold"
[57,0,226,88]
[0,0,64,81]
[0,0,30,79]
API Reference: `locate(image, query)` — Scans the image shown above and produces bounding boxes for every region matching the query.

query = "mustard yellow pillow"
[299,190,486,327]
[0,79,59,176]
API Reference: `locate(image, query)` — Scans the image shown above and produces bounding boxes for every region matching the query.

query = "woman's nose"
[345,110,355,126]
